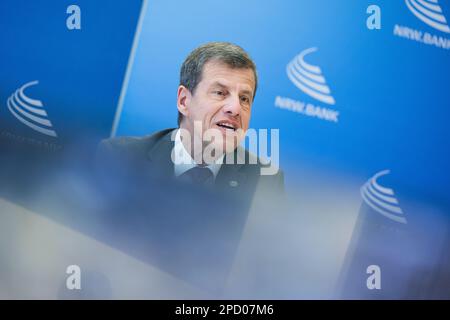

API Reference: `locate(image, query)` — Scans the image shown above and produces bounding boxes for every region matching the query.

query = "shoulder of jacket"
[99,128,175,152]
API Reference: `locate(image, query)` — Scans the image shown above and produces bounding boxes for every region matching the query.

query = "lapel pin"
[229,180,239,187]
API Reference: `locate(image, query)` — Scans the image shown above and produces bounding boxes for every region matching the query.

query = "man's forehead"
[201,62,255,90]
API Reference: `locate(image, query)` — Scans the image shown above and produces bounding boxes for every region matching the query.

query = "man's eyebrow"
[210,81,229,89]
[210,81,254,96]
[240,89,253,96]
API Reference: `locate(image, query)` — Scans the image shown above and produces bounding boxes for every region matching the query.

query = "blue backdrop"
[116,0,450,204]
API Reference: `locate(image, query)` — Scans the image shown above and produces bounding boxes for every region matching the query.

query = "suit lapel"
[215,148,248,191]
[145,129,253,191]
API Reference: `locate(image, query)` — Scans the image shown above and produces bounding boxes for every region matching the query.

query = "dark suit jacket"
[97,128,284,195]
[94,128,284,292]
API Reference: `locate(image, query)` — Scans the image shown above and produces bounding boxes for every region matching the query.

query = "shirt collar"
[173,129,224,179]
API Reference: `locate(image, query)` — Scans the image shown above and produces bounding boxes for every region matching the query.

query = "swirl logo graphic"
[405,0,450,33]
[360,170,407,224]
[286,47,336,105]
[6,81,57,137]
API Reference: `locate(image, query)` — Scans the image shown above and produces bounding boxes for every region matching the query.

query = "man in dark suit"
[98,41,283,198]
[96,42,284,292]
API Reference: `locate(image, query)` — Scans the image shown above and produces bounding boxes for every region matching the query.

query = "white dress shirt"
[173,129,224,180]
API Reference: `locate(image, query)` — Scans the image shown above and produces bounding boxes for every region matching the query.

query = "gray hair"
[178,42,258,126]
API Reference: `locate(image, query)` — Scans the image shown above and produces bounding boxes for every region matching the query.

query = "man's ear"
[177,85,191,118]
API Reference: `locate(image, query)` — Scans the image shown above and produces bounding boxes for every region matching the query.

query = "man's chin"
[200,127,245,159]
[223,139,238,154]
[222,130,243,150]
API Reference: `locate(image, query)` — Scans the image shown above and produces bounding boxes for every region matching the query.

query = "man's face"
[178,61,256,156]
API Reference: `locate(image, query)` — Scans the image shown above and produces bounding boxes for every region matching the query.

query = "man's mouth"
[216,120,238,132]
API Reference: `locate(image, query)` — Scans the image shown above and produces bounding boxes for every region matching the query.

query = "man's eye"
[240,96,250,104]
[213,91,224,96]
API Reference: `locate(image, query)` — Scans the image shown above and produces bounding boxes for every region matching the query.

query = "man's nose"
[222,95,241,116]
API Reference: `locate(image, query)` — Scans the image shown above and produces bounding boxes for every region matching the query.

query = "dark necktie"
[179,166,214,186]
